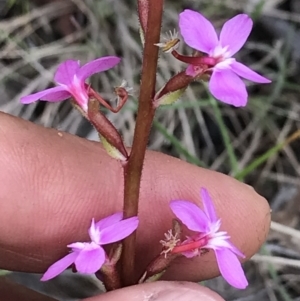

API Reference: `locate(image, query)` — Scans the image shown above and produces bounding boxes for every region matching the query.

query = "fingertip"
[84,281,224,301]
[0,278,57,301]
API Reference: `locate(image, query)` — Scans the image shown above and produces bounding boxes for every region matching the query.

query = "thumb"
[84,281,224,301]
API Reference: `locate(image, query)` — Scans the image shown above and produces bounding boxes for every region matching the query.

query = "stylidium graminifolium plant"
[20,7,270,292]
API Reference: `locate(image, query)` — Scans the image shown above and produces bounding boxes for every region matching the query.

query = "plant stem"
[209,94,239,174]
[121,0,163,286]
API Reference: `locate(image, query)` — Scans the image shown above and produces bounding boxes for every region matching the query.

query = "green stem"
[235,130,300,180]
[209,95,239,174]
[121,0,163,286]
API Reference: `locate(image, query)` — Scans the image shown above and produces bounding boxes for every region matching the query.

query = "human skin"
[0,112,270,300]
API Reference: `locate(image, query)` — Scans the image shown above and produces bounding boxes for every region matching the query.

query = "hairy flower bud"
[88,99,128,162]
[153,71,193,107]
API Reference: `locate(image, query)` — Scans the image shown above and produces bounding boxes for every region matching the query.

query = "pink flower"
[179,9,271,107]
[169,188,248,289]
[41,213,138,281]
[20,57,120,112]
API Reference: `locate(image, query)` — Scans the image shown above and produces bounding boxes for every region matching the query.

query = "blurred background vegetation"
[1,0,300,300]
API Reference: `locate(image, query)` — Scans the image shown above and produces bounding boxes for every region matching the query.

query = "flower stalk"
[121,0,164,286]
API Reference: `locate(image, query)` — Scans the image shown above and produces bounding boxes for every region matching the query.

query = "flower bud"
[138,0,148,44]
[153,71,193,107]
[88,99,128,162]
[154,88,186,107]
[101,136,128,162]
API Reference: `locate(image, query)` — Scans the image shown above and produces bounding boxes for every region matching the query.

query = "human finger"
[0,112,270,281]
[84,281,224,301]
[0,277,57,301]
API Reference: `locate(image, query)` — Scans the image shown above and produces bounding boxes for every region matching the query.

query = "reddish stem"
[88,87,128,113]
[121,0,163,286]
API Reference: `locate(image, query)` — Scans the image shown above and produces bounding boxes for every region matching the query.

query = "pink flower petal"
[68,242,86,251]
[219,14,253,56]
[20,86,71,104]
[54,60,80,85]
[169,200,209,232]
[95,212,123,230]
[231,61,271,83]
[74,244,105,274]
[226,241,246,258]
[41,252,78,281]
[179,9,218,53]
[200,188,218,223]
[215,248,248,289]
[99,216,139,245]
[209,69,248,107]
[77,56,121,81]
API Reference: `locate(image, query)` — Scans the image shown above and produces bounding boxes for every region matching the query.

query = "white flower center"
[209,44,230,59]
[68,75,89,112]
[209,44,235,70]
[214,58,236,70]
[89,219,102,245]
[204,219,231,250]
